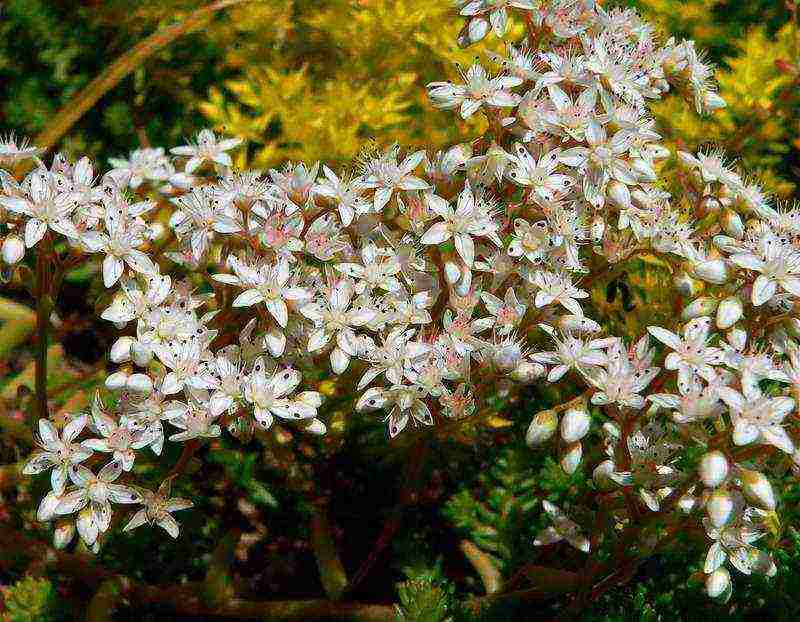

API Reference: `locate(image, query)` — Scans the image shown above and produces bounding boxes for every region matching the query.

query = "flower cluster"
[2,0,796,603]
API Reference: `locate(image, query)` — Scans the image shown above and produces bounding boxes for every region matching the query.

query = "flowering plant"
[3,0,798,613]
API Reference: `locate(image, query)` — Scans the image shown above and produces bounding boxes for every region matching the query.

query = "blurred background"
[1,1,799,620]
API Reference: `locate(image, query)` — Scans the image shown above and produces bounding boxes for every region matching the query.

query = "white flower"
[356,383,433,438]
[647,317,724,391]
[0,169,79,247]
[507,144,575,202]
[313,165,368,226]
[717,385,795,454]
[244,367,322,430]
[56,461,141,546]
[480,287,526,335]
[170,128,242,173]
[108,147,174,189]
[23,417,93,495]
[420,185,501,266]
[216,257,311,329]
[427,63,522,120]
[531,270,588,316]
[360,145,429,212]
[300,278,376,374]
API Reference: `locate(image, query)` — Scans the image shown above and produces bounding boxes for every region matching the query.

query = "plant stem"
[34,243,50,422]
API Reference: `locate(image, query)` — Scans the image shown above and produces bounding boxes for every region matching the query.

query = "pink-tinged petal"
[761,426,795,454]
[99,459,122,483]
[77,508,99,545]
[732,421,759,446]
[108,484,141,504]
[751,275,777,306]
[266,299,288,328]
[420,222,451,245]
[102,255,125,288]
[330,347,350,374]
[647,326,683,350]
[57,489,89,515]
[25,218,47,248]
[232,288,264,308]
[63,414,87,443]
[387,410,409,438]
[454,234,475,266]
[307,328,332,352]
[38,419,59,446]
[23,452,57,475]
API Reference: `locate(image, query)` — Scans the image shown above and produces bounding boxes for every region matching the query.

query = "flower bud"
[511,360,545,383]
[673,272,702,297]
[721,209,744,239]
[455,268,472,297]
[105,371,129,392]
[706,489,734,528]
[2,235,24,264]
[593,460,616,491]
[693,259,728,285]
[716,296,743,329]
[607,181,631,209]
[53,521,76,549]
[126,373,154,395]
[526,409,558,447]
[631,158,656,182]
[109,336,134,363]
[682,297,718,320]
[131,342,153,367]
[560,407,590,443]
[698,451,729,488]
[444,261,461,285]
[706,568,731,599]
[726,327,747,351]
[561,442,582,474]
[739,468,776,510]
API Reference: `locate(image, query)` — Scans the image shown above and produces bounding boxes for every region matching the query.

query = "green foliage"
[395,561,456,622]
[1,576,60,622]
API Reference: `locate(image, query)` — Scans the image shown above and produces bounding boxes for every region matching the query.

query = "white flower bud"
[126,373,154,395]
[726,327,747,351]
[444,261,461,285]
[454,268,472,297]
[706,489,734,528]
[560,442,582,474]
[716,296,743,329]
[706,568,731,599]
[631,158,656,182]
[698,451,729,488]
[131,342,153,367]
[593,460,616,491]
[105,371,129,392]
[693,259,728,285]
[682,297,718,320]
[109,336,134,363]
[53,521,76,549]
[511,360,545,383]
[673,272,701,297]
[739,468,776,510]
[607,181,631,209]
[720,209,744,239]
[2,235,25,264]
[526,409,558,447]
[560,407,590,443]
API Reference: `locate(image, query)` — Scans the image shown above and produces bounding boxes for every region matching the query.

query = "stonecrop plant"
[4,0,800,612]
